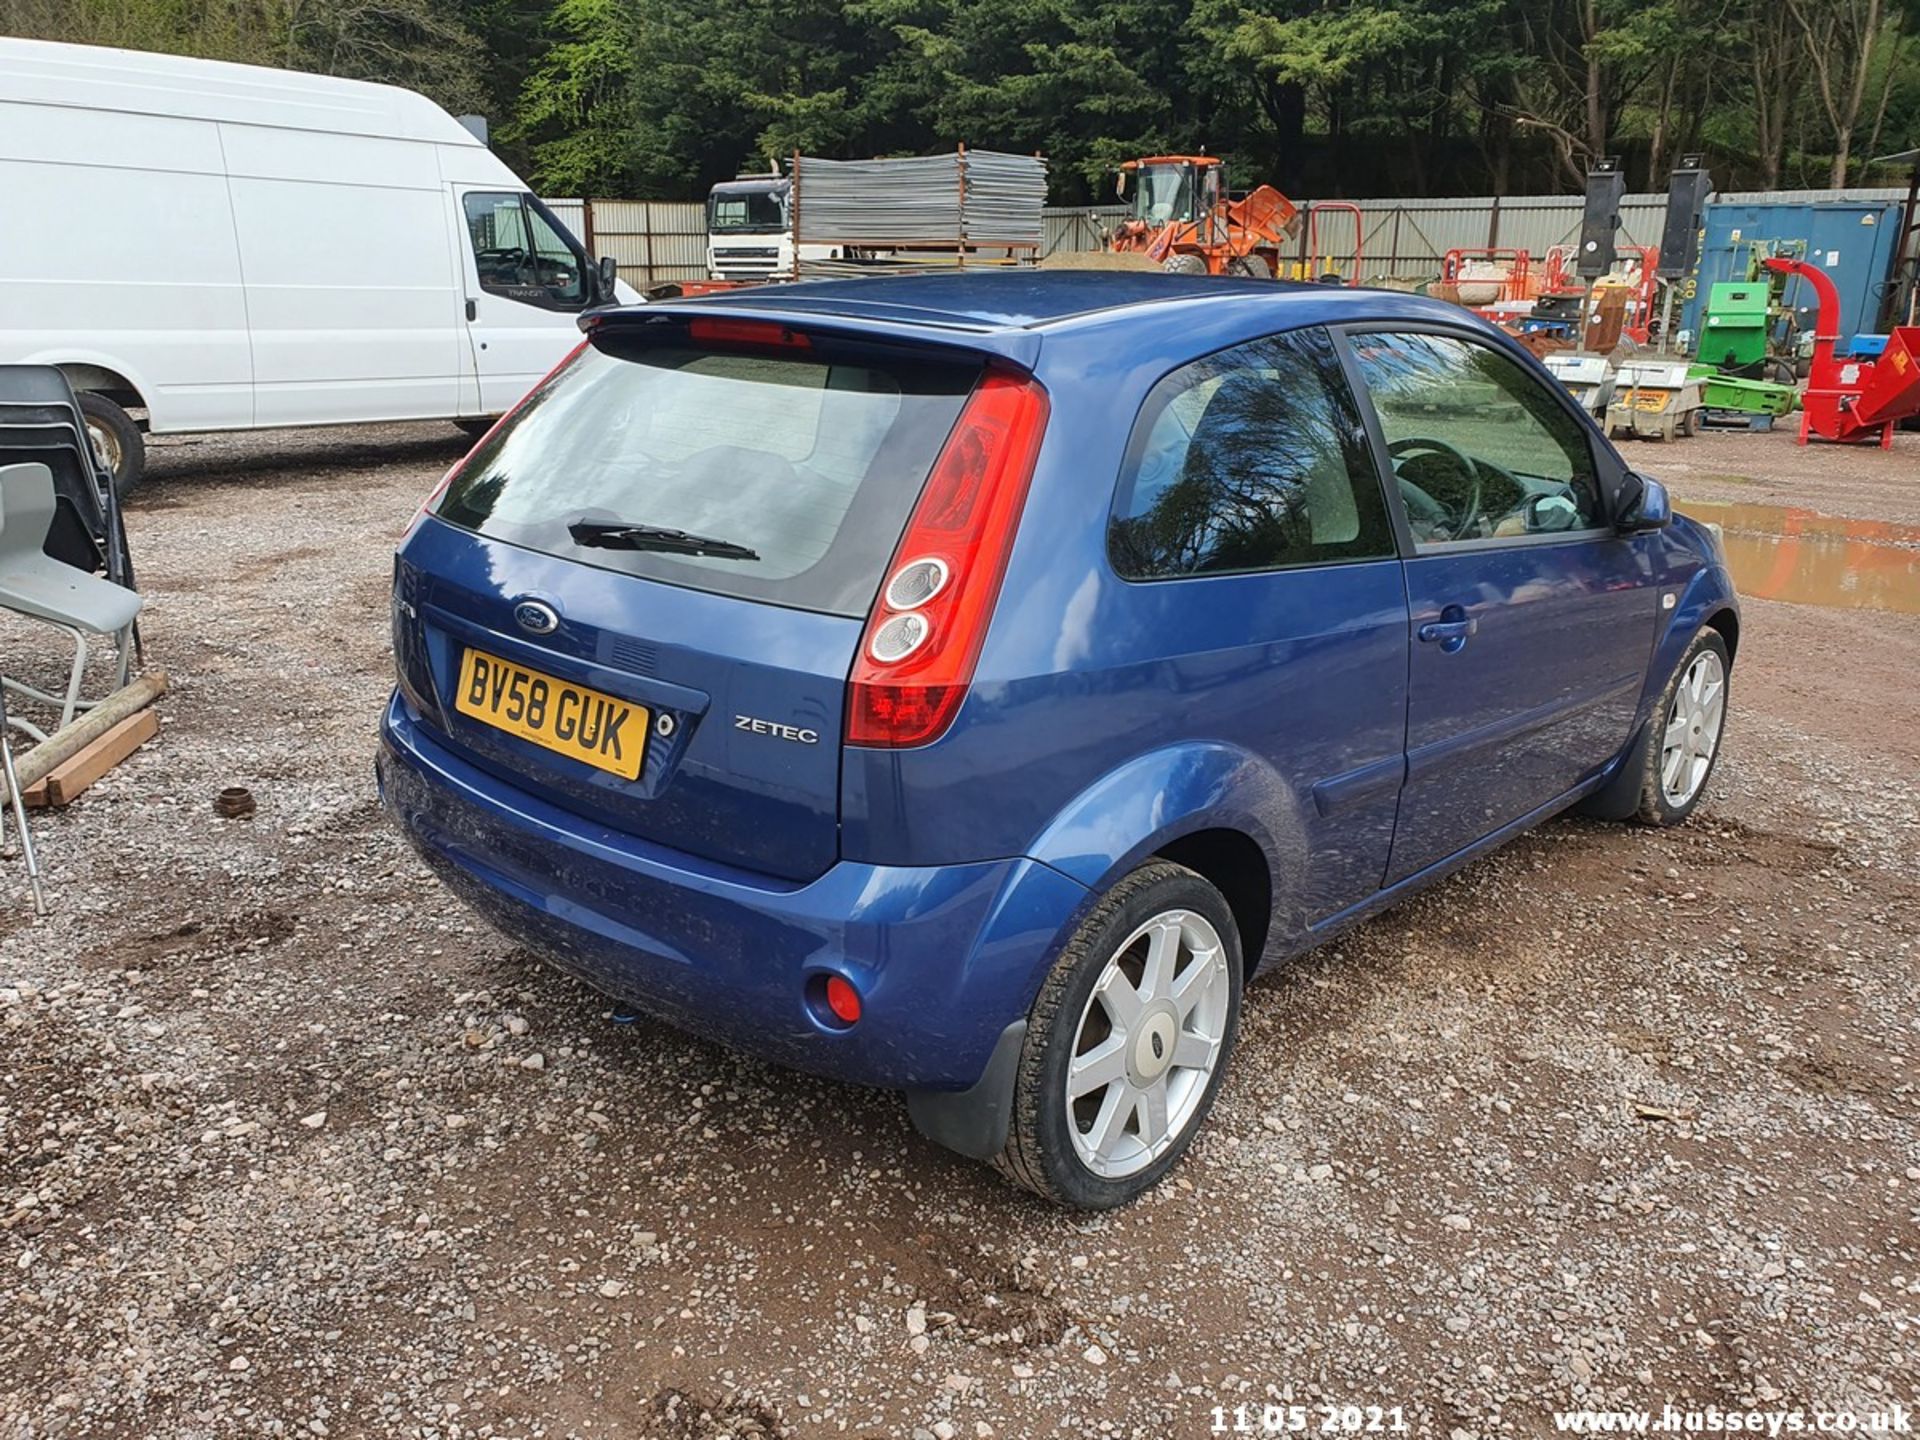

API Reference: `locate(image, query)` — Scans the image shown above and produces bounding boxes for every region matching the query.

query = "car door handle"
[1417,611,1477,651]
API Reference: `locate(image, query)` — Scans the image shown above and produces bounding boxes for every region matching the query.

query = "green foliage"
[7,0,1918,198]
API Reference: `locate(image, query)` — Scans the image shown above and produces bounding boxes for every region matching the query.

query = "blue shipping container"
[1681,198,1902,357]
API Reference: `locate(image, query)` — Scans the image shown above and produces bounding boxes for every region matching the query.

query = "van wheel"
[454,418,498,441]
[78,393,144,497]
[995,862,1242,1208]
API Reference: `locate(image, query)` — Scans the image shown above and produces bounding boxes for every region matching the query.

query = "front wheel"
[78,392,145,498]
[1162,253,1209,276]
[1636,629,1731,824]
[995,862,1242,1208]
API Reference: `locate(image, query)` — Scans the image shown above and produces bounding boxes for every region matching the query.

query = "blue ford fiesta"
[378,272,1737,1207]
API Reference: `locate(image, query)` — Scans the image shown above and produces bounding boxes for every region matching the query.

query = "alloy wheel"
[1064,908,1232,1179]
[1661,648,1726,807]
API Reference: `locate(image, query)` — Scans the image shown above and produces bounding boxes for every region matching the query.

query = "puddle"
[1676,500,1920,614]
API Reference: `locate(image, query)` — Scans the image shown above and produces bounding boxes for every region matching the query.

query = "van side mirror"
[596,255,619,302]
[1614,473,1672,533]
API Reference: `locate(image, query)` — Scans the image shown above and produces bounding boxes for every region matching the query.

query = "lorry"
[705,173,844,282]
[0,38,637,491]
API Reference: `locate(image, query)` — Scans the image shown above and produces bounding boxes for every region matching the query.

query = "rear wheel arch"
[1154,828,1272,975]
[55,362,148,414]
[1021,744,1299,951]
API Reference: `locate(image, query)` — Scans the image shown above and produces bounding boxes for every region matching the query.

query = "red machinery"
[1303,202,1364,285]
[1437,248,1540,305]
[1764,254,1920,447]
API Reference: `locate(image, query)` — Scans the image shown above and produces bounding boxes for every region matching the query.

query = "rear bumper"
[377,692,1088,1091]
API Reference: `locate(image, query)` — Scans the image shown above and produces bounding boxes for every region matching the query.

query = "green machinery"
[1689,240,1802,419]
[1687,369,1798,418]
[1696,279,1770,370]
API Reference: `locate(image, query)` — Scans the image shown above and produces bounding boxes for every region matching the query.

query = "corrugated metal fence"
[554,189,1912,288]
[545,198,708,285]
[1042,190,1912,283]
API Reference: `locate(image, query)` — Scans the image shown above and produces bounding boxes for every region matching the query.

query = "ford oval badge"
[513,600,559,635]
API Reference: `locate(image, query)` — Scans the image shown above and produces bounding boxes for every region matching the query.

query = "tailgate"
[396,523,858,882]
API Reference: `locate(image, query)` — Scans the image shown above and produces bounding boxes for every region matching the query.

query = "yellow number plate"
[455,648,647,780]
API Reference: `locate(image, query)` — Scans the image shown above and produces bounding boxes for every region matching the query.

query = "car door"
[1338,326,1660,885]
[452,187,595,416]
[1103,325,1410,926]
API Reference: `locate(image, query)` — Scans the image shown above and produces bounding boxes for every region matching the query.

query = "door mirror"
[596,255,620,303]
[1615,473,1672,532]
[1115,170,1128,199]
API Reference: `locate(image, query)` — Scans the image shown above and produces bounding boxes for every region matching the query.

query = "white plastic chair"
[0,462,143,742]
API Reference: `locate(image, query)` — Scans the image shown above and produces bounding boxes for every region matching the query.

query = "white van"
[0,38,637,490]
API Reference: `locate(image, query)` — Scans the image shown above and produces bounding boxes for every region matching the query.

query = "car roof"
[645,269,1477,335]
[594,270,1500,374]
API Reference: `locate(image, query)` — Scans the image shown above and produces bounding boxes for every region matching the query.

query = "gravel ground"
[2,419,1917,1440]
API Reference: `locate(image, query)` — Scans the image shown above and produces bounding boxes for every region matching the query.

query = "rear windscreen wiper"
[568,521,760,562]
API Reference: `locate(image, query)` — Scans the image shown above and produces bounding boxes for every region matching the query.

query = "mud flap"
[905,1019,1027,1161]
[1577,718,1652,821]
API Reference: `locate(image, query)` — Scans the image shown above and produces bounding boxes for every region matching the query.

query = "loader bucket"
[1854,327,1920,429]
[1229,185,1301,246]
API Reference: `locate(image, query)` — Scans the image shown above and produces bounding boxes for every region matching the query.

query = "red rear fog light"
[823,975,863,1025]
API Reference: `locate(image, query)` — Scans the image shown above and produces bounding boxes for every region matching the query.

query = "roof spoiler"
[580,301,1043,372]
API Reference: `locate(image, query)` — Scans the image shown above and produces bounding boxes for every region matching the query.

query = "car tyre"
[1631,628,1731,826]
[78,392,145,497]
[995,861,1242,1208]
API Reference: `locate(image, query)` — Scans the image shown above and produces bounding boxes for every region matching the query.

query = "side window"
[1346,331,1604,546]
[1109,326,1396,580]
[462,192,586,310]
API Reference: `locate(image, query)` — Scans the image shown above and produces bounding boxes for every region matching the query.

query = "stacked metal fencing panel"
[791,149,1046,254]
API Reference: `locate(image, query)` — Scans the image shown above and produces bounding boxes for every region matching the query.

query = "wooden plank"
[23,707,159,809]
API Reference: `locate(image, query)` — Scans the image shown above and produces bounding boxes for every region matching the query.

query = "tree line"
[8,0,1918,201]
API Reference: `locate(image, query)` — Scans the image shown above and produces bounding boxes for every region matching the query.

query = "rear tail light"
[401,339,589,538]
[846,370,1049,748]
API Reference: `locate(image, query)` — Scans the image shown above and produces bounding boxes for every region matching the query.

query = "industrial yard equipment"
[1696,279,1771,371]
[1657,156,1711,280]
[1580,246,1662,350]
[1110,156,1301,276]
[1545,354,1616,415]
[1296,201,1364,284]
[1432,248,1540,306]
[1606,359,1703,440]
[1762,254,1920,446]
[1686,369,1798,423]
[1576,157,1626,277]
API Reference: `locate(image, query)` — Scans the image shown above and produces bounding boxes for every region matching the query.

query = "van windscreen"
[434,334,979,617]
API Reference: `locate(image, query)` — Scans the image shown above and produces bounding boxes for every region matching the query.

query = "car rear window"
[434,332,979,617]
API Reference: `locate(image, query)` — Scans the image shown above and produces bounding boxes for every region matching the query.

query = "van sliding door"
[220,124,464,427]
